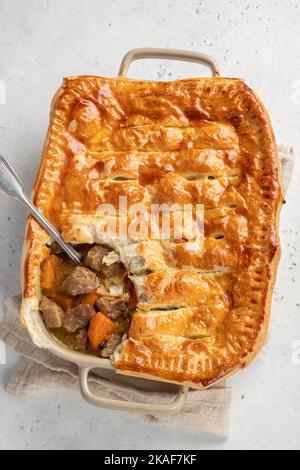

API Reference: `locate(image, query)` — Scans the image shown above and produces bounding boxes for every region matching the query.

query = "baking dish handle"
[118,47,220,77]
[79,366,189,414]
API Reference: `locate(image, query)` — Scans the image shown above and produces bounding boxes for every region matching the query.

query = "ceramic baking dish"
[21,46,283,413]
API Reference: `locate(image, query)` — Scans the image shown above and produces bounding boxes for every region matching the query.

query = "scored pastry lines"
[87,148,241,178]
[104,173,241,181]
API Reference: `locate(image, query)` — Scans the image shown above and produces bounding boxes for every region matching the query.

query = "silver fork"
[0,154,83,265]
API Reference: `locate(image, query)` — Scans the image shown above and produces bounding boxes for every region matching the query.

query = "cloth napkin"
[0,145,294,439]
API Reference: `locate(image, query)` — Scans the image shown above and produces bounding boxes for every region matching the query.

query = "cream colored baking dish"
[21,47,283,412]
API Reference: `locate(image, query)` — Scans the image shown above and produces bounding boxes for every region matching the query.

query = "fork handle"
[0,154,82,264]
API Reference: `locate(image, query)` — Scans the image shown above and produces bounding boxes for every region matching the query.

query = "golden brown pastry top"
[23,76,283,388]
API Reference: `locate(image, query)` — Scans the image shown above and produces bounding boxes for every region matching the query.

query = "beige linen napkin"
[0,146,294,439]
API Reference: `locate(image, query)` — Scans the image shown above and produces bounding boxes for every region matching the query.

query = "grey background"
[0,0,299,450]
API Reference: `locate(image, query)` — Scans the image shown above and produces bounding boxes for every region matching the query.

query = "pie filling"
[39,243,137,358]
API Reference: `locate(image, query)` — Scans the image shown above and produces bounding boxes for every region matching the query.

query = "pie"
[21,76,283,389]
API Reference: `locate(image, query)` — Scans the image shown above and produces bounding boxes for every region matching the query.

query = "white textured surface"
[0,0,300,450]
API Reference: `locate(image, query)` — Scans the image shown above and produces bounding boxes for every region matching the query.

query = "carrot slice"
[40,255,62,290]
[88,312,116,351]
[80,291,98,306]
[45,290,75,310]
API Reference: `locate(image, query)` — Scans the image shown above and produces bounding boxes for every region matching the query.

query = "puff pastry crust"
[21,76,283,389]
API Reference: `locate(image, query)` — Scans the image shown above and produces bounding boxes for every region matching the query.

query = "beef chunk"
[85,245,124,278]
[40,296,64,328]
[85,245,110,270]
[62,267,99,296]
[100,333,122,358]
[101,262,125,278]
[63,304,96,333]
[74,329,88,350]
[95,297,129,320]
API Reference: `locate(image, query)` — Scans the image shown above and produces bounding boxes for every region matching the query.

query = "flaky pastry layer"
[21,76,283,389]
